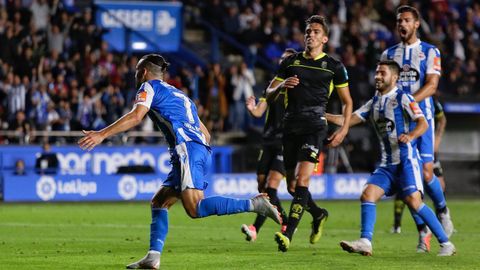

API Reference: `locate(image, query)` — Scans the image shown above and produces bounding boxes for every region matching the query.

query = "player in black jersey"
[267,15,353,252]
[391,96,448,234]
[240,49,296,242]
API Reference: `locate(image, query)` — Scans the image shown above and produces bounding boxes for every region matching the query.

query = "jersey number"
[173,92,195,124]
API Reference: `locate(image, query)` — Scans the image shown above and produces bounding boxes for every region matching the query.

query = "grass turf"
[0,199,478,270]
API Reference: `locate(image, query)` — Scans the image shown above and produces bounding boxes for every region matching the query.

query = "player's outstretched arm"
[246,96,268,118]
[326,113,363,127]
[398,116,428,143]
[327,86,353,147]
[266,75,299,100]
[78,104,149,151]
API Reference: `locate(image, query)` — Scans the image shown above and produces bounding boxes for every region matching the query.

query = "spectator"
[35,142,59,175]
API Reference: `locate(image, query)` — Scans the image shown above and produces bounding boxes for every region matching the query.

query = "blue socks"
[196,196,251,218]
[360,201,376,241]
[424,175,447,210]
[414,203,449,243]
[150,208,168,252]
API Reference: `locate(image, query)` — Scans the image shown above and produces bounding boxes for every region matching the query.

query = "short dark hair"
[378,60,401,76]
[396,5,420,21]
[138,54,170,74]
[284,48,297,54]
[305,15,329,35]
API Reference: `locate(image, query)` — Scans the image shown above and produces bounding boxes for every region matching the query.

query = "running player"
[381,5,454,251]
[267,15,353,252]
[327,60,456,256]
[240,48,296,242]
[78,54,282,269]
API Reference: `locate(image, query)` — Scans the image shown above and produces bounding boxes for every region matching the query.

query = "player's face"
[305,23,328,51]
[375,65,397,92]
[396,12,419,42]
[135,60,147,89]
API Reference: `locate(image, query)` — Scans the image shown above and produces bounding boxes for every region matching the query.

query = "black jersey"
[260,89,286,144]
[274,52,349,134]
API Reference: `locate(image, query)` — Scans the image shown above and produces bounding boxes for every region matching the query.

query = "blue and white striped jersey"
[355,88,425,166]
[381,40,441,120]
[133,80,208,149]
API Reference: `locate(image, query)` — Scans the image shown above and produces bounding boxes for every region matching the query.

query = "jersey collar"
[400,39,421,49]
[377,87,398,97]
[302,51,326,61]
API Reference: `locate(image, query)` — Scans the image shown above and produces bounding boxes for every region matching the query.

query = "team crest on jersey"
[321,61,327,69]
[135,90,147,103]
[293,60,300,65]
[418,51,426,60]
[390,98,398,108]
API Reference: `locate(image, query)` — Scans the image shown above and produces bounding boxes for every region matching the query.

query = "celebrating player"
[381,5,454,252]
[78,54,281,269]
[327,60,456,256]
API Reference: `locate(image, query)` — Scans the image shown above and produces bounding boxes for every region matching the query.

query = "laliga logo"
[36,176,97,201]
[36,176,56,201]
[118,175,138,200]
[156,11,176,35]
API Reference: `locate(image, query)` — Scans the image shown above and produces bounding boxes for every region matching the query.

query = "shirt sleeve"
[426,47,441,75]
[380,49,388,61]
[353,99,373,122]
[401,93,425,120]
[133,81,154,109]
[273,54,295,82]
[333,61,349,89]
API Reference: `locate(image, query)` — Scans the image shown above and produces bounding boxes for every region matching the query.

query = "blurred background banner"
[95,0,182,52]
[2,172,369,202]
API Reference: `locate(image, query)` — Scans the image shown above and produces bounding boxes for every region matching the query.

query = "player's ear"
[322,36,329,44]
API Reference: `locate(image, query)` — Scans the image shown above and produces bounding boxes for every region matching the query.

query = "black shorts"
[256,143,286,176]
[283,128,328,170]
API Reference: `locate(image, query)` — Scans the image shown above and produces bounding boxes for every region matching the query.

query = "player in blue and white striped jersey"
[328,60,455,256]
[381,5,454,249]
[78,54,282,269]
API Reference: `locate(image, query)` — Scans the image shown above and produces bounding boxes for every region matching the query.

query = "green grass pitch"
[0,199,478,269]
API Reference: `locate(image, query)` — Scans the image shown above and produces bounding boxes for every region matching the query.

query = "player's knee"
[184,204,198,219]
[295,173,310,186]
[423,170,433,182]
[403,192,422,210]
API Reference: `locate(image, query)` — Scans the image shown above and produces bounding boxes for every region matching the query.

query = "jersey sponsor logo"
[135,90,147,103]
[433,57,441,71]
[375,118,395,137]
[399,64,420,85]
[409,102,422,115]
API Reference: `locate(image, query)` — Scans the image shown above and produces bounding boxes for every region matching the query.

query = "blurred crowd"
[1,0,480,145]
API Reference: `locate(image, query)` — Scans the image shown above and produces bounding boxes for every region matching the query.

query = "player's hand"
[327,128,348,148]
[78,130,105,151]
[281,75,299,89]
[398,133,413,143]
[246,96,256,112]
